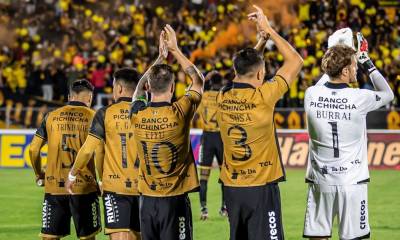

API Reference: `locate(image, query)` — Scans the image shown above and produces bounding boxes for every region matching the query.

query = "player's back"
[89,98,139,195]
[216,76,288,187]
[132,91,201,196]
[197,90,220,132]
[37,102,97,194]
[305,82,390,184]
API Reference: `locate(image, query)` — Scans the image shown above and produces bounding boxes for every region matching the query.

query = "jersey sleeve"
[89,107,106,140]
[174,90,202,119]
[358,89,391,114]
[35,113,48,140]
[259,75,289,106]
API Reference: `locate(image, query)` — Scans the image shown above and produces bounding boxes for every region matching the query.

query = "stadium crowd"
[0,0,399,107]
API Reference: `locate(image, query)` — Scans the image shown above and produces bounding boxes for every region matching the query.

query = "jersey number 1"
[119,133,133,168]
[328,122,339,158]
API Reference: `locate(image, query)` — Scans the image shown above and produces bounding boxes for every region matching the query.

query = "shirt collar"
[148,102,171,107]
[117,97,132,102]
[232,82,256,89]
[67,101,87,107]
[324,82,350,89]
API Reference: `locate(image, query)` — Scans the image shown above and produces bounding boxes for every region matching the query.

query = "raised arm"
[356,32,394,103]
[164,24,205,94]
[249,5,303,86]
[254,31,269,55]
[133,32,168,100]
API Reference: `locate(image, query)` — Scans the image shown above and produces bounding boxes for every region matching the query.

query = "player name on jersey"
[309,96,355,121]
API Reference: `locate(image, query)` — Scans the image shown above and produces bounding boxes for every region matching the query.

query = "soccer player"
[302,35,394,239]
[66,68,143,240]
[130,25,204,240]
[216,5,303,240]
[196,71,226,220]
[29,79,101,240]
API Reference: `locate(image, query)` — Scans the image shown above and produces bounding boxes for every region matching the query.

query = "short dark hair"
[149,64,174,93]
[233,48,264,76]
[205,72,223,91]
[113,68,140,90]
[69,79,94,94]
[322,45,357,79]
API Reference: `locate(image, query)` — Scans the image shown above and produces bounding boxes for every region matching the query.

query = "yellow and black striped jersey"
[197,90,220,132]
[216,75,289,187]
[89,97,139,195]
[131,90,202,197]
[35,101,97,194]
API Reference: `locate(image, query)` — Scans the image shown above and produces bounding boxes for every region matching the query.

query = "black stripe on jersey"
[187,89,202,98]
[305,178,314,183]
[88,133,103,141]
[35,113,49,140]
[89,106,108,141]
[275,74,289,90]
[357,178,370,184]
[130,100,147,117]
[273,117,286,182]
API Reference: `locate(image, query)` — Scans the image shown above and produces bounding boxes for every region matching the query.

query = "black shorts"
[199,131,223,168]
[140,194,193,240]
[224,184,284,240]
[102,191,140,234]
[41,192,101,239]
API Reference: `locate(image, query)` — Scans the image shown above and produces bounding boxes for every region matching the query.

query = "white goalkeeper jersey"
[304,81,392,185]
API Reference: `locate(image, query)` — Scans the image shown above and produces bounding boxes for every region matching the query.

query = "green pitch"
[0,169,399,239]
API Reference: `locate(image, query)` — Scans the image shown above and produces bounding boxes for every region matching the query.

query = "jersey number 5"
[61,134,77,168]
[328,122,339,158]
[227,125,252,161]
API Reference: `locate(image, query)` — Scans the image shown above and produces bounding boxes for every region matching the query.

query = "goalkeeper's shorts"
[303,183,370,239]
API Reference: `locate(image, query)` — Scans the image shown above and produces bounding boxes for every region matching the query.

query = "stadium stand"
[0,0,399,128]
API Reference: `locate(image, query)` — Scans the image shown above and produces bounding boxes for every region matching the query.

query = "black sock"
[220,183,225,208]
[200,180,208,208]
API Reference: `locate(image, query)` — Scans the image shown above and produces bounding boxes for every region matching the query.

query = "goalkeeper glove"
[356,32,377,74]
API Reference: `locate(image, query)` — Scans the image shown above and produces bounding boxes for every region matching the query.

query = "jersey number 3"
[228,125,252,161]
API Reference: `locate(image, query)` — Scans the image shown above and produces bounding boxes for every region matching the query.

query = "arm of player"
[249,5,303,86]
[254,31,269,55]
[164,24,205,95]
[356,32,394,110]
[66,135,101,194]
[95,142,105,182]
[29,136,46,186]
[133,31,168,101]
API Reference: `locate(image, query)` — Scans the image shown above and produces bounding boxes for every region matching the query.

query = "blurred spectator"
[0,0,397,108]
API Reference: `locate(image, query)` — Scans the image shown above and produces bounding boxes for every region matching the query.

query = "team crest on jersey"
[375,95,381,101]
[152,110,158,116]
